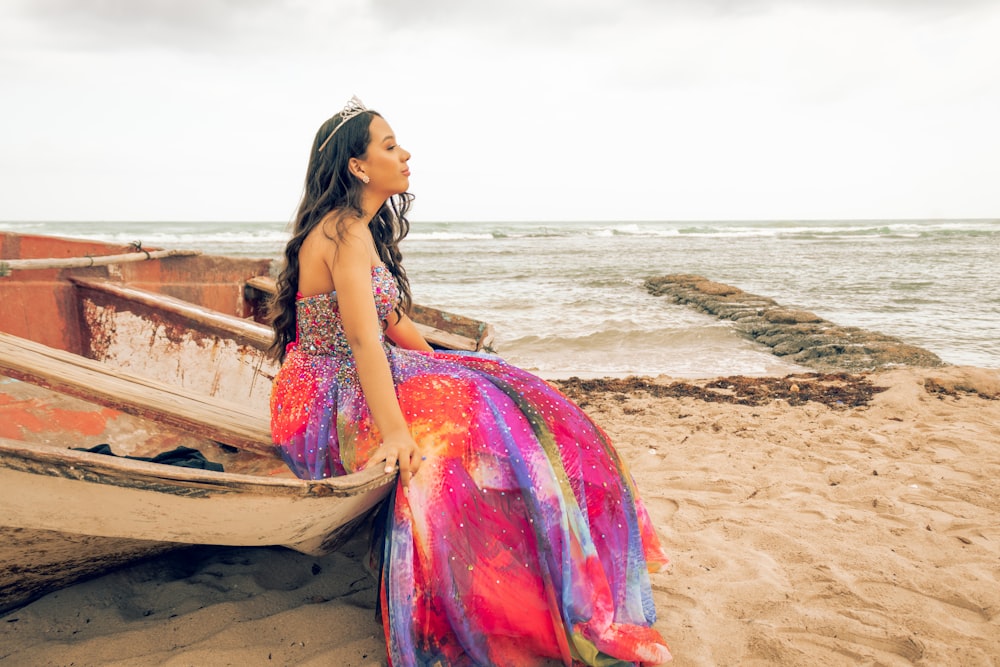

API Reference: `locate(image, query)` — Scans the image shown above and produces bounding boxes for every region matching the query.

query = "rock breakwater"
[644,274,945,373]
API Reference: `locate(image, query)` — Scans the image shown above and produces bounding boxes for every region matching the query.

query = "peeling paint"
[81,299,276,412]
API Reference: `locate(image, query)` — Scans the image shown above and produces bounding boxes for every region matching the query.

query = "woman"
[269,96,672,666]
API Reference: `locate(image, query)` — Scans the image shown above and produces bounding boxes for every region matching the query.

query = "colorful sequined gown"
[270,266,672,666]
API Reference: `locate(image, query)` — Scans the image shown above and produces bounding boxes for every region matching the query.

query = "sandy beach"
[2,364,998,666]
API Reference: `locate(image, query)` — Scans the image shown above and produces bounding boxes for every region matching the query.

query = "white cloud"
[1,0,998,221]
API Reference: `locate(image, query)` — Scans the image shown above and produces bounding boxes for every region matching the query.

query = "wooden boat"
[0,231,495,614]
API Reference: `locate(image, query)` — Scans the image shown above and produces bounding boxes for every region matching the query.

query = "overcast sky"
[2,0,998,223]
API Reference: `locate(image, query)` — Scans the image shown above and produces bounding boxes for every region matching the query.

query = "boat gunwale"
[0,436,395,498]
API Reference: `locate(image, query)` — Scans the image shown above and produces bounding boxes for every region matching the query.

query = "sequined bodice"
[295,265,399,357]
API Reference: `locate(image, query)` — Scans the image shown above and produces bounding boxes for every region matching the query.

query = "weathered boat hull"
[0,373,393,615]
[0,432,391,607]
[3,529,178,617]
[73,276,277,412]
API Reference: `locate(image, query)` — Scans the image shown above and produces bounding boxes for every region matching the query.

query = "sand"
[2,365,998,666]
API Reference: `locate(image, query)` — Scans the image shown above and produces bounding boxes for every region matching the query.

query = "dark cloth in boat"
[73,444,225,472]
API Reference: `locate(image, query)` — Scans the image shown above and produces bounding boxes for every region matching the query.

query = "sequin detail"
[292,265,397,386]
[269,265,672,666]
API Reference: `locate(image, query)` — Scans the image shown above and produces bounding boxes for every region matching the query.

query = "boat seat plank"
[245,276,480,352]
[245,275,279,294]
[0,333,274,455]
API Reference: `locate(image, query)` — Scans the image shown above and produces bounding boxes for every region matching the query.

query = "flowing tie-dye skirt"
[271,348,671,666]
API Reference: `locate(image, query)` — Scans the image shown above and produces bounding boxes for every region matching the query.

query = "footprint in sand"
[855,580,991,624]
[778,625,925,663]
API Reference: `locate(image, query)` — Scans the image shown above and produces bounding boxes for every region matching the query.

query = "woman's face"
[357,115,411,195]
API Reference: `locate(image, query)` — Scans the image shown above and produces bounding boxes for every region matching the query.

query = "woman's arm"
[330,224,422,486]
[385,312,433,352]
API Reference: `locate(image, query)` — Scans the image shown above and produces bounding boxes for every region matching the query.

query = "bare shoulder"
[298,214,362,295]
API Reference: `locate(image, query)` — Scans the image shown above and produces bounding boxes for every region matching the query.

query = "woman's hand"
[366,430,423,488]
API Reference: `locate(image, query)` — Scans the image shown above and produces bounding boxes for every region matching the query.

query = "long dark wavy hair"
[267,109,414,362]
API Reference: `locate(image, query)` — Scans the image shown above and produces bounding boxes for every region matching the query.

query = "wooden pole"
[0,249,201,276]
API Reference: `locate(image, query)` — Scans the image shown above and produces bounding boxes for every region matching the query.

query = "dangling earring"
[360,174,370,184]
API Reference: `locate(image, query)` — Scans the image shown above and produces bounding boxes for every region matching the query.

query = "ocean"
[3,219,998,378]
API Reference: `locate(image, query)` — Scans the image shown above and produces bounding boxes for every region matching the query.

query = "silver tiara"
[317,95,369,152]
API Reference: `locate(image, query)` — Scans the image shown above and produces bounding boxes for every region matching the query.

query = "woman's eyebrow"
[382,134,395,142]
